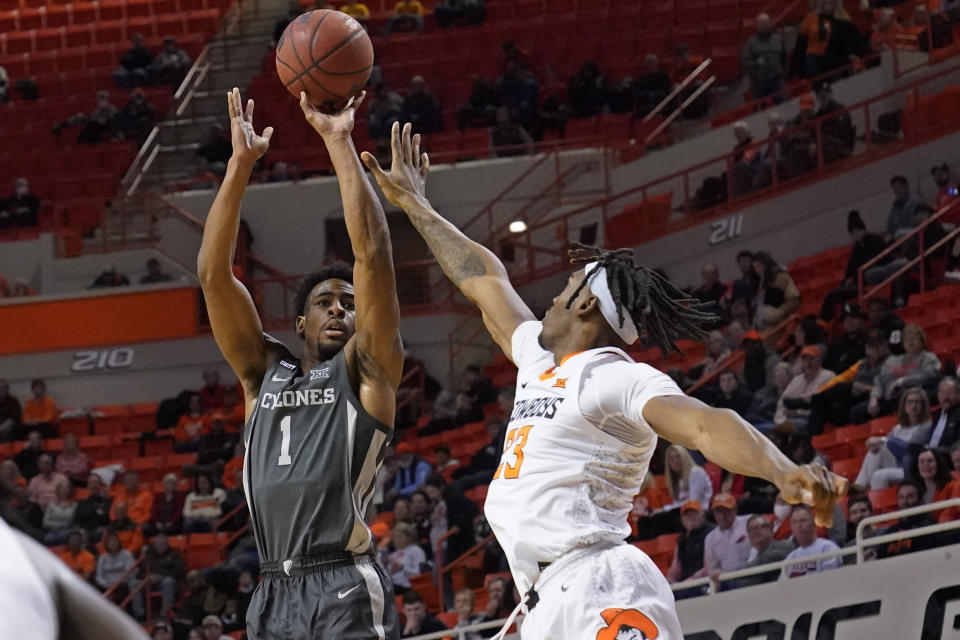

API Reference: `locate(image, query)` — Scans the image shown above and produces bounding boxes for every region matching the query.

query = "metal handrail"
[433,525,460,598]
[102,553,146,600]
[856,497,960,562]
[643,58,713,124]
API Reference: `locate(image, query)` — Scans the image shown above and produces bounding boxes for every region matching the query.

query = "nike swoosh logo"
[337,584,361,599]
[521,381,528,389]
[272,374,291,383]
[560,584,569,592]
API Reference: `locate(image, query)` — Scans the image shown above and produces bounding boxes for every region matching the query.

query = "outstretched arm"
[301,93,403,425]
[643,394,848,526]
[361,122,535,363]
[197,88,274,410]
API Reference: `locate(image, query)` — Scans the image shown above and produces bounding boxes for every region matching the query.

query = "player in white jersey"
[0,515,149,640]
[362,125,847,639]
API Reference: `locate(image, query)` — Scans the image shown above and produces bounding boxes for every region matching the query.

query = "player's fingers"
[420,152,430,179]
[390,121,402,165]
[353,90,366,109]
[262,126,274,143]
[227,91,235,118]
[412,134,421,169]
[245,98,255,123]
[233,88,242,118]
[401,122,413,166]
[360,151,385,180]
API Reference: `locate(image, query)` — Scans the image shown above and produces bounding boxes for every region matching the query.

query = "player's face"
[298,279,356,359]
[540,270,589,349]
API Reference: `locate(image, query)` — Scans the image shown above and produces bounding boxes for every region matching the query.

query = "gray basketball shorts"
[246,552,399,640]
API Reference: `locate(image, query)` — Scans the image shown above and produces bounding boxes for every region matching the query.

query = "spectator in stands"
[106,501,145,552]
[816,86,855,167]
[666,500,715,585]
[703,493,752,580]
[146,473,185,537]
[434,0,484,28]
[876,478,940,558]
[175,393,210,452]
[55,434,90,486]
[821,211,890,320]
[774,346,835,426]
[385,0,424,33]
[89,265,131,288]
[664,444,713,509]
[3,178,40,229]
[792,0,860,79]
[843,494,875,548]
[26,454,68,508]
[42,479,77,544]
[809,328,890,434]
[22,379,58,437]
[490,107,534,157]
[433,445,459,480]
[423,473,478,562]
[219,386,244,430]
[14,430,44,479]
[141,257,173,284]
[781,504,842,577]
[857,387,932,489]
[477,576,515,634]
[340,0,370,26]
[452,417,504,490]
[113,34,154,88]
[119,88,156,146]
[171,570,208,633]
[451,588,483,638]
[151,622,174,640]
[400,589,448,636]
[386,521,427,593]
[53,91,122,144]
[393,443,433,497]
[0,378,21,442]
[0,64,7,102]
[567,61,607,118]
[824,302,867,374]
[195,414,236,469]
[151,37,191,86]
[135,533,185,620]
[690,263,728,306]
[858,324,940,421]
[751,251,800,329]
[220,598,242,633]
[730,250,760,304]
[918,377,960,451]
[457,75,500,130]
[196,124,232,177]
[368,82,405,142]
[58,529,96,581]
[182,473,225,533]
[712,370,755,418]
[740,514,794,585]
[912,447,958,507]
[886,175,924,241]
[201,615,231,640]
[742,13,786,102]
[538,66,570,135]
[740,331,782,394]
[402,76,442,133]
[632,54,672,117]
[96,530,136,596]
[199,370,224,412]
[75,473,112,538]
[111,471,153,525]
[932,163,958,212]
[672,43,709,119]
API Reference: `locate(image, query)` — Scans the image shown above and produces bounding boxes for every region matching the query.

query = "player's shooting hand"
[776,463,848,528]
[227,87,273,165]
[300,90,364,140]
[360,122,429,208]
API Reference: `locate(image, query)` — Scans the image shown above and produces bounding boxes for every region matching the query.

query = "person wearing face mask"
[4,178,40,228]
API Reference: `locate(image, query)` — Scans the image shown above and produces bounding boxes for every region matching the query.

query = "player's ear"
[295,315,306,339]
[577,294,600,318]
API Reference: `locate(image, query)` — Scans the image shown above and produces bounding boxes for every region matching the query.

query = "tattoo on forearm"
[408,208,489,284]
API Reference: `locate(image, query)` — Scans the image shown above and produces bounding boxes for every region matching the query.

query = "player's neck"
[548,329,607,366]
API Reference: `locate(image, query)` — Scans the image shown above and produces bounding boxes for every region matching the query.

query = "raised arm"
[196,88,274,408]
[300,92,403,424]
[361,122,535,363]
[642,394,847,526]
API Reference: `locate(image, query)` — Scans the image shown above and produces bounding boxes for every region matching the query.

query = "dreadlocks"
[566,242,718,355]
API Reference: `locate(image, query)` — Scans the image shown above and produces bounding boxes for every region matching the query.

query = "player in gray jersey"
[198,88,403,639]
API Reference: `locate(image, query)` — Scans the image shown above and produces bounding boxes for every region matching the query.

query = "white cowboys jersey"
[0,517,58,640]
[484,321,683,594]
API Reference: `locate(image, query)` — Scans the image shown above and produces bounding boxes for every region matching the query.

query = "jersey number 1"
[278,416,292,466]
[493,425,532,480]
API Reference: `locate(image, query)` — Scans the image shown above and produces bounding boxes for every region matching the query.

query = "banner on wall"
[677,543,960,639]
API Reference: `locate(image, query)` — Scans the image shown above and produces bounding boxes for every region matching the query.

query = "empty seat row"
[0,0,228,31]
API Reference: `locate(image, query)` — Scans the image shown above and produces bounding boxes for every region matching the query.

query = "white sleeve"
[510,321,552,371]
[580,357,684,445]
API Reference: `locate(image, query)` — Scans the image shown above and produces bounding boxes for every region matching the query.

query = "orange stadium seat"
[831,458,861,483]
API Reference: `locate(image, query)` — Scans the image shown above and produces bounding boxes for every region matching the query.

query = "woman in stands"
[856,324,941,422]
[751,251,801,329]
[182,473,225,533]
[452,588,483,639]
[96,531,135,602]
[911,448,960,521]
[664,444,713,510]
[42,479,78,545]
[856,388,932,490]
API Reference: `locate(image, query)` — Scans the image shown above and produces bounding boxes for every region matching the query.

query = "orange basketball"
[275,10,374,113]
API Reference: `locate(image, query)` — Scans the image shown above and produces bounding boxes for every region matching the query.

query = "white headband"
[584,262,640,345]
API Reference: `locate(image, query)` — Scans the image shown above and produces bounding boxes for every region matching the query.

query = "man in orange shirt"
[59,529,96,581]
[22,378,59,437]
[104,502,145,553]
[174,394,210,452]
[110,471,154,525]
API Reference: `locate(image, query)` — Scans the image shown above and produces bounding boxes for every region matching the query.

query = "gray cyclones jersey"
[243,346,392,564]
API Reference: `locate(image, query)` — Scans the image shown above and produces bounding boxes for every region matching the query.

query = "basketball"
[275,9,374,113]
